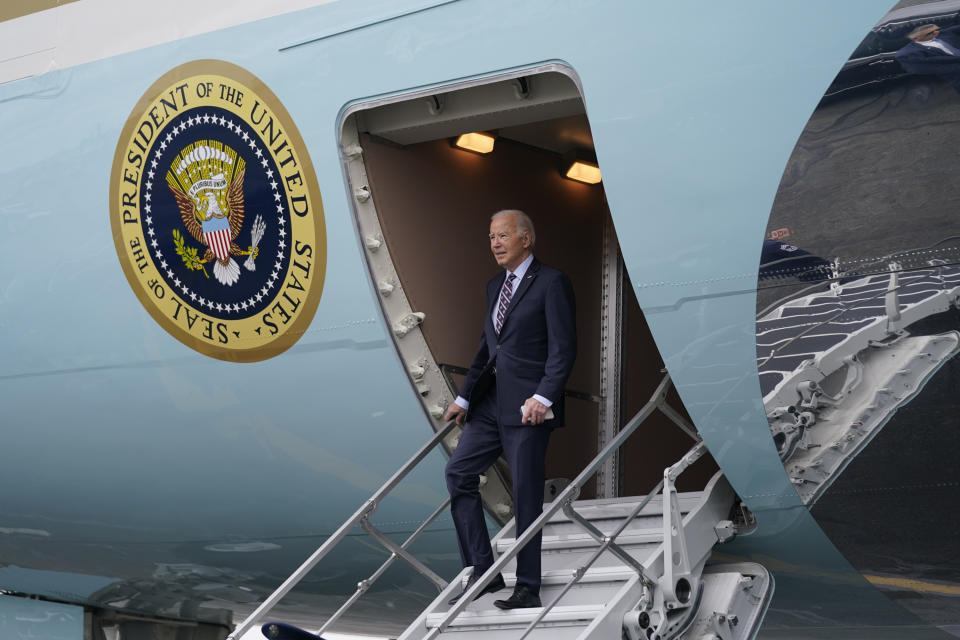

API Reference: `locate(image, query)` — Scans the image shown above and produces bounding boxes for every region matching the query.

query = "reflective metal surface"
[758,0,960,630]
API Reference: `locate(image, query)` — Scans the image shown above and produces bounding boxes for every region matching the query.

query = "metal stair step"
[458,566,638,589]
[540,515,666,539]
[442,567,635,609]
[425,604,605,630]
[533,550,654,573]
[419,624,587,640]
[537,566,637,584]
[536,494,702,539]
[496,528,664,553]
[546,492,703,522]
[482,552,655,577]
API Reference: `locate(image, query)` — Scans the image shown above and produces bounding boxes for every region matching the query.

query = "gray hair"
[491,209,536,247]
[908,24,938,40]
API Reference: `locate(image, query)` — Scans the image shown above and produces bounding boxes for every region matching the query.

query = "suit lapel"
[501,258,539,329]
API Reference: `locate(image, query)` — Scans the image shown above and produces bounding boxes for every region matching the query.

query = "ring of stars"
[142,111,289,317]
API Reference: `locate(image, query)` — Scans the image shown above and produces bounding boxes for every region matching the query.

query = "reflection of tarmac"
[763,79,960,293]
[812,342,960,632]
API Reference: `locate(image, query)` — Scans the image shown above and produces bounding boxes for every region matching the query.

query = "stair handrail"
[426,372,701,640]
[518,440,707,640]
[516,478,665,640]
[228,419,460,640]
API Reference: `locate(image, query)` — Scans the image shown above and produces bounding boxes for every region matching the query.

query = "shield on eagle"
[203,214,232,262]
[165,142,250,286]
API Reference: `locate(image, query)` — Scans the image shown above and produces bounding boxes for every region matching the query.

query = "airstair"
[758,263,960,504]
[229,374,773,640]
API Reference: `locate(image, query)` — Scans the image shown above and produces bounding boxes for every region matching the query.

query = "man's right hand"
[445,403,467,425]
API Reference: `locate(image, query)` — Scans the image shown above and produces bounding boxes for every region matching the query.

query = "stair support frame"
[228,420,459,640]
[317,498,451,636]
[236,371,719,640]
[661,442,708,611]
[360,513,449,591]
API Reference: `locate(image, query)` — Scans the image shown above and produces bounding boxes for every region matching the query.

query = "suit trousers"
[445,388,552,593]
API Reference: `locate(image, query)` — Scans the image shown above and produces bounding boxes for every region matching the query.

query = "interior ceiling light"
[454,132,495,154]
[564,160,602,184]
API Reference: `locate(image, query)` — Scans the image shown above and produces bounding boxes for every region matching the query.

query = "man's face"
[489,214,531,271]
[914,25,940,42]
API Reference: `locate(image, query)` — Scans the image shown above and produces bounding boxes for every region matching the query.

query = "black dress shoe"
[493,585,541,610]
[447,572,506,605]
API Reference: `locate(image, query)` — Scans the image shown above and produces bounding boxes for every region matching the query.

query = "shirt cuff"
[533,394,552,407]
[454,396,469,410]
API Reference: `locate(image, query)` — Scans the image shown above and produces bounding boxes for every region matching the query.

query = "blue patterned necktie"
[495,273,516,334]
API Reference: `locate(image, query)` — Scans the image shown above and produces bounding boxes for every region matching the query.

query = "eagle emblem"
[165,141,263,285]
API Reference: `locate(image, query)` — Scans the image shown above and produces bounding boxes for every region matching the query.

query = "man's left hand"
[522,397,549,425]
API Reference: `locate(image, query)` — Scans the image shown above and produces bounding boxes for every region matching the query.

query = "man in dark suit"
[895,23,960,93]
[444,209,577,610]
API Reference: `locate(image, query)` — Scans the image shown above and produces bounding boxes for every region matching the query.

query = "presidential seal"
[110,60,326,361]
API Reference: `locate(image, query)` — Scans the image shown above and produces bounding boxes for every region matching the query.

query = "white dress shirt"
[920,38,960,55]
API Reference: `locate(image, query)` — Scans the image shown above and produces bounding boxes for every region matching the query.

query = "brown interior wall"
[359,130,717,499]
[360,133,605,497]
[618,279,719,494]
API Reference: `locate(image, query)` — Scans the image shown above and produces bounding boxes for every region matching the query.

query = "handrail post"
[361,516,448,590]
[316,498,451,636]
[660,442,707,610]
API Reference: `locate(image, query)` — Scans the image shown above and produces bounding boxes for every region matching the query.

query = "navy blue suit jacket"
[895,26,960,92]
[460,258,577,427]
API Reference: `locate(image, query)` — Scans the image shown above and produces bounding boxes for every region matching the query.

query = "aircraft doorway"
[340,67,715,518]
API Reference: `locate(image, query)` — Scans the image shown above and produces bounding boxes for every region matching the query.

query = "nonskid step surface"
[425,604,606,629]
[496,528,666,552]
[441,579,627,610]
[418,624,587,640]
[537,517,672,541]
[456,566,640,589]
[543,492,704,522]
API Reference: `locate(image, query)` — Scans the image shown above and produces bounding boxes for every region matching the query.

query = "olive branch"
[173,229,209,278]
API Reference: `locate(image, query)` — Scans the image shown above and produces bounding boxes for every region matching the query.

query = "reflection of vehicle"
[758,240,832,283]
[1,2,958,640]
[824,1,960,98]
